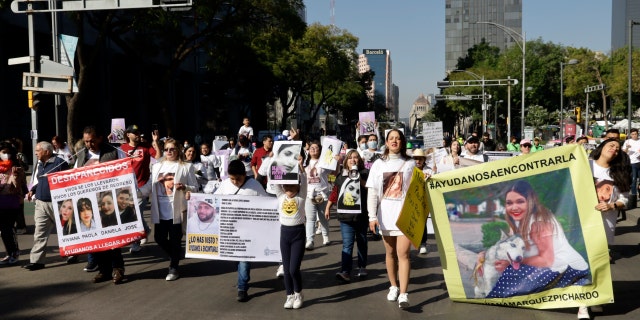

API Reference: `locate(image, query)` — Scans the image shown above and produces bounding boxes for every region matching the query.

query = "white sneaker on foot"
[284,295,294,309]
[398,293,410,308]
[305,240,314,250]
[315,228,321,235]
[323,235,330,246]
[419,244,427,254]
[165,268,179,281]
[387,286,399,301]
[293,292,304,309]
[577,306,590,319]
[276,265,284,278]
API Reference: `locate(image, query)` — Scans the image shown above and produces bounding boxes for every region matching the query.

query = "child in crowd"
[275,156,307,309]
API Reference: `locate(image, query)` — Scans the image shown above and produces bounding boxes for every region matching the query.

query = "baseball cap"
[465,136,479,144]
[520,139,531,146]
[125,124,140,134]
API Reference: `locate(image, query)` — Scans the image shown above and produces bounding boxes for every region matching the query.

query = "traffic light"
[28,90,40,110]
[575,107,581,123]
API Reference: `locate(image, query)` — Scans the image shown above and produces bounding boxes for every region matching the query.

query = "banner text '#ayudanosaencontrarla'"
[429,153,577,189]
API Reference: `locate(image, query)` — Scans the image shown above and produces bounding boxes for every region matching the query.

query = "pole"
[50,0,60,136]
[507,76,512,140]
[630,20,636,135]
[521,31,526,138]
[28,4,38,171]
[494,100,498,138]
[560,62,564,143]
[585,93,589,136]
[482,75,486,133]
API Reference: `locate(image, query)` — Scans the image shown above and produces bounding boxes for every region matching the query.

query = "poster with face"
[317,136,343,171]
[359,111,376,135]
[269,141,302,184]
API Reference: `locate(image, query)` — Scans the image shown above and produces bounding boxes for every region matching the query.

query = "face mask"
[359,143,367,150]
[367,141,378,149]
[0,154,9,161]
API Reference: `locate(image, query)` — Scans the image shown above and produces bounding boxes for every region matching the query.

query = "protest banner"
[48,158,145,257]
[422,121,444,148]
[318,136,343,171]
[359,111,376,135]
[427,145,612,309]
[185,193,280,262]
[269,141,302,184]
[110,118,126,144]
[484,151,519,162]
[396,167,428,248]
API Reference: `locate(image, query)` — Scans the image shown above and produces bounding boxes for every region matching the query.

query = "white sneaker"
[577,306,590,319]
[323,235,330,246]
[140,237,148,245]
[590,305,603,313]
[419,244,427,254]
[387,286,399,301]
[305,240,314,250]
[276,265,284,278]
[315,228,321,235]
[283,295,294,309]
[165,268,179,281]
[398,293,410,309]
[293,292,304,309]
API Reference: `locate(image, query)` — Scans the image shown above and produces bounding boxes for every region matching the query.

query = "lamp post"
[629,20,640,133]
[450,69,487,133]
[476,21,525,138]
[560,59,579,143]
[494,100,503,139]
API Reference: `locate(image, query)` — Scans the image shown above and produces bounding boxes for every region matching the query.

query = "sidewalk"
[1,203,639,320]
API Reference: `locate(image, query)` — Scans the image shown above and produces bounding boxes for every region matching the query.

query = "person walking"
[366,129,416,309]
[0,142,27,265]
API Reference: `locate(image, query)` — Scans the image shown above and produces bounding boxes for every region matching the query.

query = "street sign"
[8,56,30,65]
[11,0,192,13]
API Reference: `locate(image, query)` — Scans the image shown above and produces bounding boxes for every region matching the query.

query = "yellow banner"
[397,168,428,249]
[427,145,612,309]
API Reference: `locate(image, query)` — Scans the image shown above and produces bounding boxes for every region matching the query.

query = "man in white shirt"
[624,128,640,199]
[462,136,485,162]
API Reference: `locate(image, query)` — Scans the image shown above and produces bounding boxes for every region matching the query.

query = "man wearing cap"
[119,124,161,253]
[519,139,532,155]
[462,136,485,162]
[187,199,219,234]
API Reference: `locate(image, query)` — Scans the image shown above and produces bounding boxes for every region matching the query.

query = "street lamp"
[494,100,503,139]
[476,21,525,138]
[560,59,579,143]
[629,20,640,133]
[449,69,487,133]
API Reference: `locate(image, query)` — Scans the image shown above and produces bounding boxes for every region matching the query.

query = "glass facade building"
[360,49,396,120]
[612,0,640,50]
[445,0,522,72]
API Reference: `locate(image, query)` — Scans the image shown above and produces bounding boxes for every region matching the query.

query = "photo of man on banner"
[427,145,613,309]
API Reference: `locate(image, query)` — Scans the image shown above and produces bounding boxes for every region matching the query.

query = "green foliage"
[525,105,549,134]
[480,221,510,249]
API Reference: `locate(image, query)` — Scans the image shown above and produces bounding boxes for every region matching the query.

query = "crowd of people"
[0,119,635,316]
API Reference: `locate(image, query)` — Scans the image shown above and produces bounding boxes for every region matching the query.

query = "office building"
[612,0,640,50]
[359,49,396,120]
[445,0,522,72]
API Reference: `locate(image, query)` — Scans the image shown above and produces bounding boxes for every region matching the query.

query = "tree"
[525,105,549,136]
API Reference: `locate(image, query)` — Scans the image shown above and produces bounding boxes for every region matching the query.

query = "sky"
[304,0,612,119]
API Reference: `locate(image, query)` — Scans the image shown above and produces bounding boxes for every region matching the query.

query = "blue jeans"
[237,261,251,291]
[339,220,368,273]
[631,163,640,195]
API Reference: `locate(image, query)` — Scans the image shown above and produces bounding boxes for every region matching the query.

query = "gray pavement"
[2,203,640,320]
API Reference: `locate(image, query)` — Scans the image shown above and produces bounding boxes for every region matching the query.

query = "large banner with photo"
[185,193,280,262]
[48,159,145,257]
[427,145,612,309]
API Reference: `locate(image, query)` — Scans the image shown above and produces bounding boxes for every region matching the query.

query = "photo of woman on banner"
[382,172,403,199]
[337,178,361,211]
[58,199,77,235]
[98,191,119,227]
[475,180,590,298]
[595,179,615,203]
[270,140,302,183]
[77,198,99,232]
[116,187,138,224]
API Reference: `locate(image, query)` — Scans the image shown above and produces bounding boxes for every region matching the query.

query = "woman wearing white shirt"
[303,141,331,250]
[366,129,415,309]
[140,138,198,281]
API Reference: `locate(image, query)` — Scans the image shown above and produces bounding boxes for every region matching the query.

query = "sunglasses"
[521,144,531,148]
[164,148,177,152]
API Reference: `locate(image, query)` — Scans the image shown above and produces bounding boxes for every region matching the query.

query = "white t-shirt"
[623,138,640,164]
[590,160,628,245]
[154,162,179,220]
[232,146,253,176]
[238,126,254,138]
[258,157,276,195]
[214,177,268,197]
[275,174,307,226]
[304,159,331,200]
[200,154,221,180]
[365,156,415,232]
[187,215,219,234]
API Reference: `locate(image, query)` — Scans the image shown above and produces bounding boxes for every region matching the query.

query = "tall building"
[359,49,396,120]
[445,0,522,72]
[612,0,640,50]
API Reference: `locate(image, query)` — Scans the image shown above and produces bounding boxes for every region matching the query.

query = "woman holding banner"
[325,149,369,282]
[141,138,198,282]
[365,129,415,309]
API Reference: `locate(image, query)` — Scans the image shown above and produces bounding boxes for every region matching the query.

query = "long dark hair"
[381,129,409,160]
[503,180,555,250]
[591,138,631,192]
[304,140,322,167]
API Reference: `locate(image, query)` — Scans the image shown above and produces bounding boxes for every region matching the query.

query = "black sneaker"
[237,290,249,302]
[66,256,78,264]
[23,263,45,271]
[83,261,99,272]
